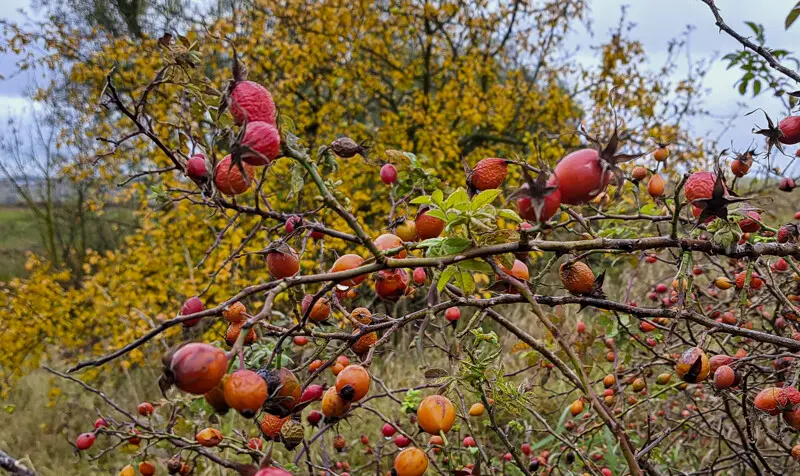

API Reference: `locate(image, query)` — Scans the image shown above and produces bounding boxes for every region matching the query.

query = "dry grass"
[0,302,582,475]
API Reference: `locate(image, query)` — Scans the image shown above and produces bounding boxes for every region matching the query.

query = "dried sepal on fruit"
[260,367,302,415]
[321,387,351,419]
[675,347,710,383]
[688,155,751,225]
[335,364,371,402]
[753,110,800,153]
[512,167,562,223]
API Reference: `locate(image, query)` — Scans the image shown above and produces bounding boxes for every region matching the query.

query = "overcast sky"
[0,0,797,157]
[565,0,796,152]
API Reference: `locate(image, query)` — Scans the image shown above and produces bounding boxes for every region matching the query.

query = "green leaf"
[458,259,493,274]
[283,464,301,474]
[639,202,659,215]
[470,328,498,344]
[499,209,522,223]
[753,79,762,96]
[448,215,470,228]
[321,151,338,175]
[286,162,305,200]
[705,218,724,233]
[410,195,431,205]
[440,237,471,254]
[745,21,761,36]
[431,189,444,206]
[445,188,469,209]
[471,189,502,211]
[454,269,475,295]
[497,252,515,270]
[438,265,458,291]
[404,152,420,167]
[739,80,748,95]
[401,389,422,413]
[619,313,630,327]
[418,238,444,248]
[788,3,800,29]
[603,427,619,470]
[508,420,525,434]
[505,464,525,476]
[453,201,472,212]
[425,209,448,222]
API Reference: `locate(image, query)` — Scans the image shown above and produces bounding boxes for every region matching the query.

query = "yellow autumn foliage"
[0,0,707,392]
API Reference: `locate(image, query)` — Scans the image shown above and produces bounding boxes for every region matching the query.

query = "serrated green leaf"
[410,195,431,205]
[441,237,471,255]
[714,228,736,248]
[438,265,458,291]
[432,189,444,206]
[705,218,725,233]
[498,209,522,223]
[471,189,502,211]
[401,388,422,413]
[445,188,469,209]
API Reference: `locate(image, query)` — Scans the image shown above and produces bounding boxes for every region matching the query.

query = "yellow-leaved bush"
[0,0,708,391]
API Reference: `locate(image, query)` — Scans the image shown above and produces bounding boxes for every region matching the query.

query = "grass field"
[0,206,137,281]
[0,207,47,280]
